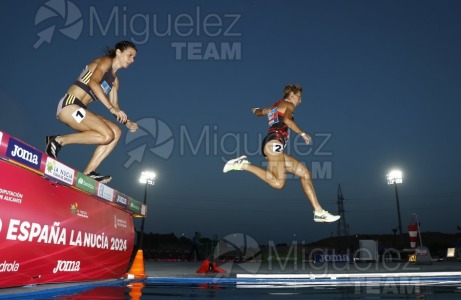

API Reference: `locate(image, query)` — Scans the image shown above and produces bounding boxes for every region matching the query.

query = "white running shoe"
[314,210,341,223]
[223,155,249,173]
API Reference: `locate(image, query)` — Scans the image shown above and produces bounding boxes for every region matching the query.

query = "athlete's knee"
[96,127,115,145]
[100,123,123,144]
[271,179,285,190]
[101,132,115,145]
[300,168,312,181]
[112,125,122,141]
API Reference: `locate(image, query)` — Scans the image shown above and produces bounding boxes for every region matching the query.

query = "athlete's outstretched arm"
[251,107,271,116]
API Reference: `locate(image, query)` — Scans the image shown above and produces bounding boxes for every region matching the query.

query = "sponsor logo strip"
[75,172,96,194]
[44,157,75,185]
[97,183,114,202]
[128,198,142,214]
[6,137,42,171]
[114,192,128,208]
[141,204,147,216]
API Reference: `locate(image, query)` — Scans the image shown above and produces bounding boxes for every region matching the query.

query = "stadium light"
[138,171,157,249]
[387,169,403,247]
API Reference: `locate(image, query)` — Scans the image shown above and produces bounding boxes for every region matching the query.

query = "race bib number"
[72,108,86,123]
[272,142,284,153]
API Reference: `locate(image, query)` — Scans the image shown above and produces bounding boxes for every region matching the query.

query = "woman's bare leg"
[244,160,286,189]
[83,116,121,174]
[223,141,339,222]
[242,140,286,189]
[56,106,115,146]
[54,105,120,176]
[283,153,323,212]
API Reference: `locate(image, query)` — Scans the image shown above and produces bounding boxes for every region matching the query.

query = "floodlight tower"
[387,170,403,246]
[337,184,349,237]
[139,171,157,249]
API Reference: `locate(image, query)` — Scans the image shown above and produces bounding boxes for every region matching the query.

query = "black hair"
[105,40,137,58]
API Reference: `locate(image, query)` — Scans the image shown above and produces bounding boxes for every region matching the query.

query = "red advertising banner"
[0,159,135,288]
[0,130,146,217]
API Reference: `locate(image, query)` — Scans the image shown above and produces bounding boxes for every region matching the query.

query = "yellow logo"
[70,202,78,215]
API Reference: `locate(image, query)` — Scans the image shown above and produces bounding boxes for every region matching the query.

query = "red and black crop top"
[267,99,292,140]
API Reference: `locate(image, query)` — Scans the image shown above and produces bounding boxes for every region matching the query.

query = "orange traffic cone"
[196,258,212,274]
[128,282,145,300]
[210,261,227,274]
[127,249,146,279]
[196,258,227,274]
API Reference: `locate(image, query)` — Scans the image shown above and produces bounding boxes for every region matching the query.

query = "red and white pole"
[408,224,418,248]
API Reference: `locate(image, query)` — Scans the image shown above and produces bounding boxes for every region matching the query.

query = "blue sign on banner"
[6,137,42,170]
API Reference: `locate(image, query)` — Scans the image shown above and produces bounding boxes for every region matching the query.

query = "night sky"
[1,0,461,244]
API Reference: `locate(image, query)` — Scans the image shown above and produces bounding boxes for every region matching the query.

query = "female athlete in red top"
[223,84,340,223]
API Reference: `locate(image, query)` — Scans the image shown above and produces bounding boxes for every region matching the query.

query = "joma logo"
[10,145,39,165]
[52,260,80,273]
